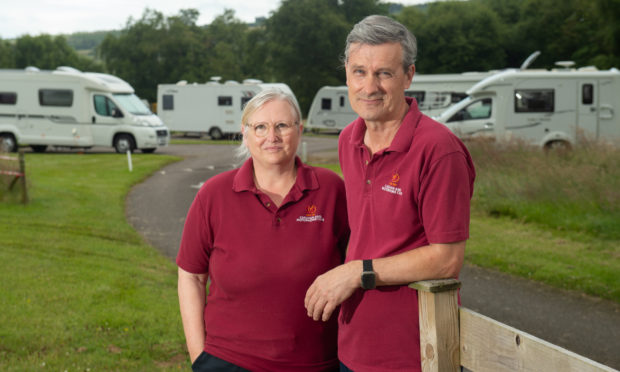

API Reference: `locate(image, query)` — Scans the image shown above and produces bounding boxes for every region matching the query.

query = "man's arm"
[178,267,209,363]
[304,240,466,322]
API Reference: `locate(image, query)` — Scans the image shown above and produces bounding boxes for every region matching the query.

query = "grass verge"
[313,152,619,303]
[0,153,187,371]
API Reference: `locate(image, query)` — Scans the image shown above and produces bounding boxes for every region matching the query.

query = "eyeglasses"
[245,121,298,137]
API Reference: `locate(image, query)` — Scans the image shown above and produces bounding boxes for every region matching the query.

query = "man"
[304,15,475,371]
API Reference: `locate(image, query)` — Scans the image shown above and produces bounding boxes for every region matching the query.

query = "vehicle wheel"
[31,145,48,153]
[544,140,571,154]
[141,148,156,153]
[114,134,136,153]
[0,133,17,153]
[209,127,223,140]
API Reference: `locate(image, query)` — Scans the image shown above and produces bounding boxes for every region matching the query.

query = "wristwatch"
[360,259,376,290]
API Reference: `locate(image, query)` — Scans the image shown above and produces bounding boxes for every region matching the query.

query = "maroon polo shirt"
[337,98,475,372]
[177,157,349,372]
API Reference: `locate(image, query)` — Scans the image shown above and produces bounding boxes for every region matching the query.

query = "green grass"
[1,142,618,369]
[0,153,187,371]
[314,140,620,303]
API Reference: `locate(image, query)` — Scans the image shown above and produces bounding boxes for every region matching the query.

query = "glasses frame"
[245,121,299,137]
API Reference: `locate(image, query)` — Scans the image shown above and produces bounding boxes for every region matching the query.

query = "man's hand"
[304,261,361,322]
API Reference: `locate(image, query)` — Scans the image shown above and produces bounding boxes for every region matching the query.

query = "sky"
[1,0,430,39]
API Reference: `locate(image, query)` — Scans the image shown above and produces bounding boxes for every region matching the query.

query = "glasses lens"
[249,122,296,137]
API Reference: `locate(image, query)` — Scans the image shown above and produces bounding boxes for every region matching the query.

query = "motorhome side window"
[39,89,73,107]
[514,89,554,113]
[241,96,252,110]
[582,84,594,105]
[448,98,492,122]
[162,95,174,110]
[405,91,425,104]
[0,92,17,105]
[451,93,467,104]
[94,95,119,116]
[321,98,332,110]
[339,96,345,107]
[218,96,233,106]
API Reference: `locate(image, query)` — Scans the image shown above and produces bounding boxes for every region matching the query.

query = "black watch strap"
[361,259,376,290]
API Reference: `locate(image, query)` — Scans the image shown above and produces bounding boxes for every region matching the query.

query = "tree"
[0,39,15,68]
[11,34,101,71]
[398,1,506,73]
[265,0,389,113]
[98,8,209,103]
[202,10,251,82]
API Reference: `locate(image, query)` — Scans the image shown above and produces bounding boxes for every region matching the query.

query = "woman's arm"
[178,267,209,363]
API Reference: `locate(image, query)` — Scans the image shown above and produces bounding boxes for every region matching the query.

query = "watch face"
[361,272,376,290]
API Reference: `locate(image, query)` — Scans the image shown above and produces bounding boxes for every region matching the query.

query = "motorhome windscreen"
[113,93,151,115]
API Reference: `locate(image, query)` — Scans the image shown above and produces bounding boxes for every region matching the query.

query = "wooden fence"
[0,150,28,204]
[410,279,617,372]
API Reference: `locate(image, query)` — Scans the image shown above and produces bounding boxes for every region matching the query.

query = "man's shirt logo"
[382,172,403,196]
[297,204,325,222]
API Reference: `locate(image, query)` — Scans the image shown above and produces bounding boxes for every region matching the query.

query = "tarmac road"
[125,137,620,370]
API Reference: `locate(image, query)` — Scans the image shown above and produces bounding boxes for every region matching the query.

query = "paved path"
[125,138,620,370]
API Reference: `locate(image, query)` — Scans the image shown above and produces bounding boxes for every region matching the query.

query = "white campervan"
[435,65,620,149]
[306,72,496,131]
[157,78,298,139]
[0,66,170,153]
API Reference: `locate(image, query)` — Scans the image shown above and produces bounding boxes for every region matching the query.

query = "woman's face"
[244,99,302,169]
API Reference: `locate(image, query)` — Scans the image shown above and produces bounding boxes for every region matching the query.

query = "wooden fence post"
[409,279,461,372]
[18,150,28,204]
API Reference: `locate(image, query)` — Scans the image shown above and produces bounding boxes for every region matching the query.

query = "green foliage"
[398,1,506,73]
[469,139,620,240]
[0,153,186,370]
[266,0,387,112]
[7,34,102,71]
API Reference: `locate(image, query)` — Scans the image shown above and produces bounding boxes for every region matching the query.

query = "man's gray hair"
[234,88,302,162]
[343,15,417,72]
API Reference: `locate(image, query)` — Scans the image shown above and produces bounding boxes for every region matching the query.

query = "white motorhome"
[157,78,298,139]
[305,72,496,131]
[0,67,170,153]
[435,65,620,149]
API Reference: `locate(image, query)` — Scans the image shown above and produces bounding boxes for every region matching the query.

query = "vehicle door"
[91,93,123,146]
[597,79,616,140]
[445,98,494,139]
[577,81,599,141]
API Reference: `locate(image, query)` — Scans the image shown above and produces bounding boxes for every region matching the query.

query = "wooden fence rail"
[0,150,28,204]
[410,279,616,372]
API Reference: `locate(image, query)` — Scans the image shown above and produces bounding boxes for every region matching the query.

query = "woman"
[177,88,349,372]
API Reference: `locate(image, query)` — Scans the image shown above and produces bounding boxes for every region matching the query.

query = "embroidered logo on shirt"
[382,172,403,196]
[296,204,325,222]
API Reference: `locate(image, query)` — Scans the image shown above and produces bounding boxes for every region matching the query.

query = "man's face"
[346,42,414,124]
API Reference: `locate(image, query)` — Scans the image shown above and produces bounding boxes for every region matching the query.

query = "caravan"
[435,65,620,149]
[0,67,169,153]
[157,78,297,139]
[305,72,496,131]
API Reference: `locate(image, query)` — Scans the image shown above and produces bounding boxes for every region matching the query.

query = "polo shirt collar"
[348,97,421,154]
[232,156,319,195]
